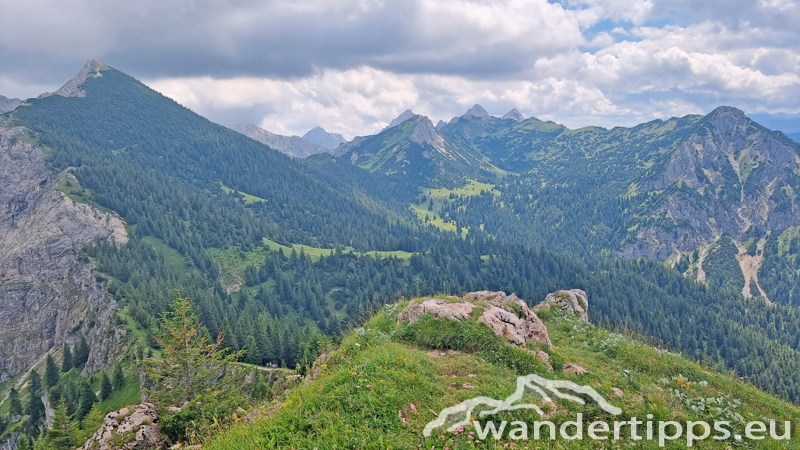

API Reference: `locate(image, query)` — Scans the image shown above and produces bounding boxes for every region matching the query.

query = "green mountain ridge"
[2,61,800,449]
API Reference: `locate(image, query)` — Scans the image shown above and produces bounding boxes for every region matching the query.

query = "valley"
[0,61,799,449]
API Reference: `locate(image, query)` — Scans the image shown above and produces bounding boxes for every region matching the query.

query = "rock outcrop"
[533,289,589,323]
[398,291,552,348]
[0,125,128,382]
[78,403,163,450]
[39,60,109,99]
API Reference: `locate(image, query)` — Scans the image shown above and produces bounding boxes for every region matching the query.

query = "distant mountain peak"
[232,123,333,158]
[44,60,111,99]
[385,109,416,130]
[501,108,525,122]
[0,95,22,114]
[302,126,346,150]
[435,120,446,130]
[463,104,489,118]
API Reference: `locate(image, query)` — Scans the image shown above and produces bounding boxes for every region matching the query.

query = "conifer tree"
[8,387,22,416]
[26,371,45,430]
[112,364,125,391]
[142,292,244,409]
[75,404,105,446]
[46,399,74,450]
[44,355,59,389]
[76,380,97,422]
[100,372,112,401]
[73,336,90,367]
[61,344,72,373]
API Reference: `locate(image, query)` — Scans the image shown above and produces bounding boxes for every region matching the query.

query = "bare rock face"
[472,292,552,348]
[397,298,475,325]
[533,289,589,323]
[0,95,22,114]
[398,291,552,348]
[0,126,128,382]
[78,403,163,450]
[39,60,110,99]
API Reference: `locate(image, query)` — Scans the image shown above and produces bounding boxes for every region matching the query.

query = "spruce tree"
[26,371,45,430]
[73,336,90,367]
[46,399,74,450]
[61,343,73,373]
[112,364,125,391]
[76,380,97,422]
[73,404,104,446]
[100,372,112,400]
[142,292,244,409]
[44,354,60,389]
[8,387,22,416]
[16,436,32,450]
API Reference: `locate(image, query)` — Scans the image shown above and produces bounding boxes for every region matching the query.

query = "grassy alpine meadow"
[204,296,800,449]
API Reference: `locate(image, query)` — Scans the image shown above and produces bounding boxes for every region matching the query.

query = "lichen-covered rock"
[78,403,163,450]
[397,298,475,325]
[534,289,589,323]
[398,291,552,348]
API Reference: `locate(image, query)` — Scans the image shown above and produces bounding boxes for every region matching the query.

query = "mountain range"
[231,123,345,158]
[1,60,800,448]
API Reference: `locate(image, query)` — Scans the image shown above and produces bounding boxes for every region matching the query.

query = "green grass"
[207,245,271,289]
[205,296,800,449]
[96,374,140,414]
[55,175,115,215]
[220,182,267,204]
[209,241,411,291]
[142,236,187,274]
[410,179,498,235]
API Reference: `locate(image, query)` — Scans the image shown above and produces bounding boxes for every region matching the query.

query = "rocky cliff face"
[0,125,128,382]
[620,107,800,260]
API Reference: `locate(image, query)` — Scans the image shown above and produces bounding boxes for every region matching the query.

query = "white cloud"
[3,0,800,134]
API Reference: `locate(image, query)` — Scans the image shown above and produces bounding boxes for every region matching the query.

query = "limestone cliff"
[0,125,128,382]
[620,107,800,260]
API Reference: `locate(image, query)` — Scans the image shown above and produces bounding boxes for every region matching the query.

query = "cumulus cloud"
[1,0,799,135]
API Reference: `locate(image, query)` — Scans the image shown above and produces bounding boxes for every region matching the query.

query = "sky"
[1,0,799,139]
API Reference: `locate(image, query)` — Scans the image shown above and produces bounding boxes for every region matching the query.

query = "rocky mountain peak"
[232,123,331,158]
[464,104,489,118]
[302,126,346,150]
[409,116,447,151]
[435,119,446,130]
[705,106,749,134]
[386,109,416,129]
[45,60,110,99]
[501,108,525,122]
[0,95,22,114]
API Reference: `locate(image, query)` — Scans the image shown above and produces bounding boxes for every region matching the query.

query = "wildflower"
[366,384,372,388]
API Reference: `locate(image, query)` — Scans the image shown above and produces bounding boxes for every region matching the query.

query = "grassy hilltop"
[206,294,800,449]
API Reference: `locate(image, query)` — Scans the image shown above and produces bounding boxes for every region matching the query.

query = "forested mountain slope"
[342,113,503,186]
[2,62,800,450]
